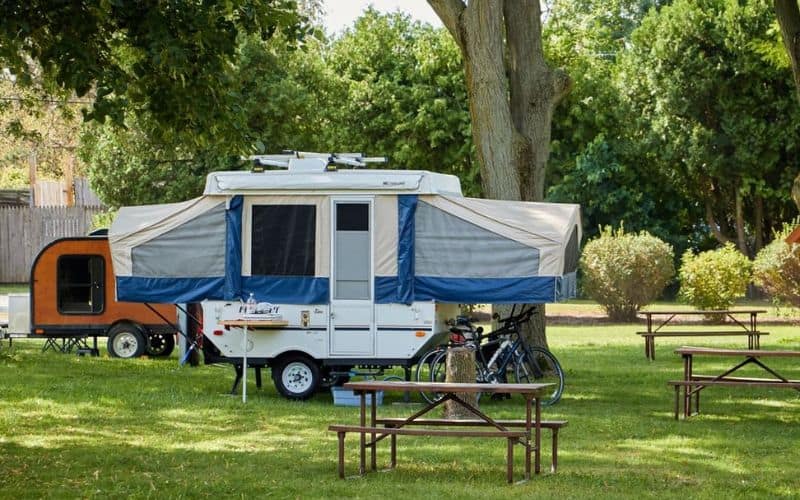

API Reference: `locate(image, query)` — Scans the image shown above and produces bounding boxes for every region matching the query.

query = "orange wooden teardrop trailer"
[28,235,177,358]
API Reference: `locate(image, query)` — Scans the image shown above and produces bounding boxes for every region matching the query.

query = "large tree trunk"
[429,0,571,348]
[776,0,800,100]
[776,1,800,214]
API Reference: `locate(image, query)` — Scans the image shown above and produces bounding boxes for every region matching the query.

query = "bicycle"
[416,305,565,406]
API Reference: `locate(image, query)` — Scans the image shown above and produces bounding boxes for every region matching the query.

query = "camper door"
[329,198,374,356]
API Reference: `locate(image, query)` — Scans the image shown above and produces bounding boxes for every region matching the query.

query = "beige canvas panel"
[109,196,225,276]
[241,195,330,277]
[421,195,581,275]
[374,195,398,276]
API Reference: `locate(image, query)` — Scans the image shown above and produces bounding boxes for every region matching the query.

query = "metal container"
[7,293,30,334]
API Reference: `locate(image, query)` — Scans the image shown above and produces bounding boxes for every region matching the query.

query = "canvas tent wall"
[109,170,580,305]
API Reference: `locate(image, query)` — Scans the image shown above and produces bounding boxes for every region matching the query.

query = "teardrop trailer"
[108,153,581,399]
[2,235,178,357]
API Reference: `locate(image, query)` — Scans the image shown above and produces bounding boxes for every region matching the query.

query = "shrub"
[678,243,752,311]
[753,224,800,308]
[580,226,675,321]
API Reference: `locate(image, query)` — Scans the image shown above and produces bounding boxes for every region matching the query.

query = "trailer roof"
[203,169,463,196]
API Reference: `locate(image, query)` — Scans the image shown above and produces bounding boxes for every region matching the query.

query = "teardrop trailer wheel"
[146,333,175,357]
[272,355,321,400]
[107,323,147,358]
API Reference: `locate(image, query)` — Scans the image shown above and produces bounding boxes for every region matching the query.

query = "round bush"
[580,226,675,321]
[678,243,752,311]
[753,225,800,307]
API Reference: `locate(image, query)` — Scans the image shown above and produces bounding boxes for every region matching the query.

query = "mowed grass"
[1,325,799,498]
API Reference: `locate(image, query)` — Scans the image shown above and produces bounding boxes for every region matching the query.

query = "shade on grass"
[0,324,798,498]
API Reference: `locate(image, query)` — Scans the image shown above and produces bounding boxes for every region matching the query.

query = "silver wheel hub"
[113,332,139,358]
[282,362,313,394]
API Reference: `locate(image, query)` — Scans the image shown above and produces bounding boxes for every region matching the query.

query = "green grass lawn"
[1,326,799,498]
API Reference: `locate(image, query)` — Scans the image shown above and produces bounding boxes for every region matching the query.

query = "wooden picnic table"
[637,309,768,360]
[669,346,800,419]
[328,380,555,483]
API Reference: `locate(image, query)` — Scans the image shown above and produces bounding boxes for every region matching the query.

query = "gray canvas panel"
[132,203,226,277]
[415,201,540,278]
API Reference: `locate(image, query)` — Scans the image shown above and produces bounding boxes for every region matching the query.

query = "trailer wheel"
[146,333,175,357]
[272,355,320,400]
[107,323,147,358]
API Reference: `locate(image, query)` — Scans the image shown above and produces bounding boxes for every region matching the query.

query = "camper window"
[57,255,105,314]
[251,205,316,276]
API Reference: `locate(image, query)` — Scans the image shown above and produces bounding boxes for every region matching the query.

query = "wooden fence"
[0,206,105,283]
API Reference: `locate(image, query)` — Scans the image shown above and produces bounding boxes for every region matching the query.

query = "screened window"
[57,255,104,314]
[251,205,316,276]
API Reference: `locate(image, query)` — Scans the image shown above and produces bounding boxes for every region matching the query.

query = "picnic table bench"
[668,346,800,419]
[328,380,560,483]
[637,309,767,360]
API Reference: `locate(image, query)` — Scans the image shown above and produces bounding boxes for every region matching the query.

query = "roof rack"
[246,151,387,172]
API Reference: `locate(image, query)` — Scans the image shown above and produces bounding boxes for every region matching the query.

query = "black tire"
[272,354,321,400]
[422,350,449,403]
[146,333,175,357]
[515,347,564,406]
[107,323,147,359]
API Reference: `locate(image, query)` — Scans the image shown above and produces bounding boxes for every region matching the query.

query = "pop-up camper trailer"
[109,153,581,399]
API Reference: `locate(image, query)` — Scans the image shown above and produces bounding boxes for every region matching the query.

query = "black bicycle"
[415,305,564,406]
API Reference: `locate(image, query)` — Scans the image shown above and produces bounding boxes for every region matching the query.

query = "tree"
[544,0,699,250]
[0,1,305,146]
[428,0,572,347]
[618,0,800,256]
[325,9,477,193]
[80,33,333,207]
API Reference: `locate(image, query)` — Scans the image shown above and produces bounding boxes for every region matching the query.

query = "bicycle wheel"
[515,347,564,406]
[420,349,449,403]
[415,347,445,403]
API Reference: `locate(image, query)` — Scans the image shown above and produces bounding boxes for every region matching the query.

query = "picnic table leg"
[524,397,532,479]
[390,434,396,469]
[370,392,377,471]
[507,437,514,484]
[359,392,366,475]
[551,428,559,473]
[337,431,345,479]
[683,354,691,418]
[535,397,541,475]
[674,384,680,420]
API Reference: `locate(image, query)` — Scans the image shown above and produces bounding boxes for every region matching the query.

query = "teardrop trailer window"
[57,254,104,314]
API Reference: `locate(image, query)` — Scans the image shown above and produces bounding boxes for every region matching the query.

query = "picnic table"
[668,346,800,419]
[637,309,768,360]
[328,380,561,483]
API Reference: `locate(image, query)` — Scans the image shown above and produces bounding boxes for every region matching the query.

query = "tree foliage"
[0,0,306,146]
[326,9,477,194]
[753,222,800,308]
[580,226,675,321]
[618,0,800,255]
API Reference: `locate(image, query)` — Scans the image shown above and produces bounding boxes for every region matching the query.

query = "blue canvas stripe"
[375,276,398,304]
[413,276,560,304]
[224,195,243,300]
[116,276,226,303]
[242,276,329,304]
[397,195,417,304]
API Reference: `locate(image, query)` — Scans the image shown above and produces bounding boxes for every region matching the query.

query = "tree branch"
[428,0,466,52]
[705,199,733,245]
